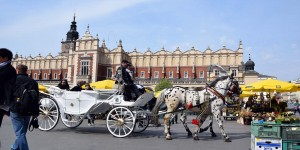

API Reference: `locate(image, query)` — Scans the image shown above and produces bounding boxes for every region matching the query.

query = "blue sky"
[0,0,299,81]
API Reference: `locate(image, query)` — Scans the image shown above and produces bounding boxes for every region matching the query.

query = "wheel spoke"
[48,103,54,110]
[47,119,52,127]
[122,127,127,135]
[109,124,116,128]
[123,124,132,130]
[113,127,118,133]
[124,116,133,121]
[47,115,55,123]
[120,107,123,119]
[114,109,120,119]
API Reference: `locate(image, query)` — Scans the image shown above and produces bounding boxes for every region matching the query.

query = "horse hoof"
[193,136,200,141]
[187,132,193,137]
[166,136,172,140]
[211,133,217,137]
[224,138,231,142]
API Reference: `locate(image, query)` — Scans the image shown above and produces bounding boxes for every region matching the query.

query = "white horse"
[152,74,241,141]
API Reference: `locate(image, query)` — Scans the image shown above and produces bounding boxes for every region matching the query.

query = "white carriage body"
[46,86,154,115]
[39,86,154,137]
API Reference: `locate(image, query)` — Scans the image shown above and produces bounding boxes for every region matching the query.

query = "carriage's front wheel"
[106,107,135,138]
[38,97,60,131]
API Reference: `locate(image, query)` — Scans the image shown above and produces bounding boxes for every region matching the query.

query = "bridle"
[208,76,241,104]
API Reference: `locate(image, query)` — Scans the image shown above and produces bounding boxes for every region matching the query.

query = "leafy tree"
[155,79,173,91]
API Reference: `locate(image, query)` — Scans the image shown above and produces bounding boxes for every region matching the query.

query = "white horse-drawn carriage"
[38,86,154,138]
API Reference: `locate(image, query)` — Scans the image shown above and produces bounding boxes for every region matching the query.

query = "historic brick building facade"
[12,16,246,87]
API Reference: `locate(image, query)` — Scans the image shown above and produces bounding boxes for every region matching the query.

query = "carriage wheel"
[61,114,83,128]
[38,97,60,131]
[133,108,149,133]
[106,107,135,138]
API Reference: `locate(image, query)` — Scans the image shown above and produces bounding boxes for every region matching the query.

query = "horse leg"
[199,116,211,133]
[212,108,231,142]
[193,114,209,141]
[180,112,192,137]
[208,115,217,137]
[164,113,172,140]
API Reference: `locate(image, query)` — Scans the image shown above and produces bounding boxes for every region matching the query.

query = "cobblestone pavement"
[0,115,252,150]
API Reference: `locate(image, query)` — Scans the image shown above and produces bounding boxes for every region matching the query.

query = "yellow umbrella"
[239,91,256,98]
[154,91,162,98]
[289,84,300,92]
[242,78,299,93]
[88,80,115,89]
[38,84,47,92]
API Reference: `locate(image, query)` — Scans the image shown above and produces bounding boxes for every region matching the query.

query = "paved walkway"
[0,115,254,150]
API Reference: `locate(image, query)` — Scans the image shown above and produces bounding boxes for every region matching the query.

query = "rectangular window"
[140,71,145,78]
[44,73,47,79]
[54,73,57,79]
[107,68,112,78]
[81,61,89,75]
[199,71,204,78]
[169,71,173,78]
[34,73,37,79]
[215,70,219,77]
[232,69,237,77]
[154,71,159,78]
[184,71,188,78]
[64,73,67,79]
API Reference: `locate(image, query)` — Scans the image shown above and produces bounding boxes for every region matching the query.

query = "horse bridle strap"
[207,87,225,104]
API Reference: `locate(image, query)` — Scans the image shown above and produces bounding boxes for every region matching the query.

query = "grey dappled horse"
[152,74,241,141]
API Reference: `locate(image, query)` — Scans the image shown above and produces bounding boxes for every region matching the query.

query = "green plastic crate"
[282,140,300,150]
[251,122,281,138]
[282,125,300,140]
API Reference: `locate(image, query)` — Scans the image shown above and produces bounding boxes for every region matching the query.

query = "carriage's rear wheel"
[38,97,60,131]
[61,114,83,128]
[106,107,135,138]
[133,108,149,133]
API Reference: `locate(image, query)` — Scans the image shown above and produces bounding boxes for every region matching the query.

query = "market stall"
[238,79,300,125]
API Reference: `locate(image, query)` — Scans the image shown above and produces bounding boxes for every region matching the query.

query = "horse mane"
[173,86,189,90]
[192,87,206,91]
[209,76,228,87]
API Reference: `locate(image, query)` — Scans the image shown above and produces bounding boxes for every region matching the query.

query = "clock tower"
[61,14,79,55]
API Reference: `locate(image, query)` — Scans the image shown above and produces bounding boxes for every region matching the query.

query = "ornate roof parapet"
[101,40,107,49]
[237,40,243,52]
[81,25,93,40]
[118,39,122,47]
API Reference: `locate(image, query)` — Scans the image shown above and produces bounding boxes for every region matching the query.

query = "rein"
[207,87,226,104]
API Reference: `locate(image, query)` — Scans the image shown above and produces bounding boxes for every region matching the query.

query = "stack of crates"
[251,122,282,150]
[251,122,300,150]
[281,125,300,150]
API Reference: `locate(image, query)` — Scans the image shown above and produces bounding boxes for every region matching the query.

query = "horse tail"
[152,89,167,127]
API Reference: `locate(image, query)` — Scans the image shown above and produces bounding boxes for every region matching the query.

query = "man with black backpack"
[10,64,39,150]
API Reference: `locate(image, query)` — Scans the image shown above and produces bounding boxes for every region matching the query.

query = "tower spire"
[66,15,79,41]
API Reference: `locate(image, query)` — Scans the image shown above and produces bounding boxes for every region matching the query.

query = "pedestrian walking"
[0,48,17,127]
[10,64,39,150]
